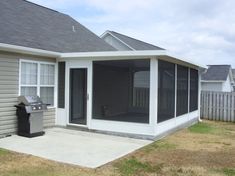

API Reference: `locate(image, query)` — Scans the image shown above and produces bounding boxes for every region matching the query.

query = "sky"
[29,0,235,67]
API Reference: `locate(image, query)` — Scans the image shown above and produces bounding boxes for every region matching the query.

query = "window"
[158,60,175,123]
[176,65,189,116]
[20,60,55,106]
[190,68,198,112]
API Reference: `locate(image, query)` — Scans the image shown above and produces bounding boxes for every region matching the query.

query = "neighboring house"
[232,69,235,91]
[201,65,234,92]
[101,30,165,51]
[0,0,203,138]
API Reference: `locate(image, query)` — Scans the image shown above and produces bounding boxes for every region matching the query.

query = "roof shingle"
[0,0,116,52]
[201,65,231,81]
[106,31,165,50]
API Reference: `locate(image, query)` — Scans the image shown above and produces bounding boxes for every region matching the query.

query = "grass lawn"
[0,120,234,176]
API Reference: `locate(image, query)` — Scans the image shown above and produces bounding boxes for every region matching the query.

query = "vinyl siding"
[103,34,132,51]
[201,82,223,92]
[0,52,56,137]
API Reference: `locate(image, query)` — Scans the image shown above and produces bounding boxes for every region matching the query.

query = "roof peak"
[110,30,164,48]
[103,30,165,50]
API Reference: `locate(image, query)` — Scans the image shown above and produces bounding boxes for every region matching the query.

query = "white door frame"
[65,59,92,128]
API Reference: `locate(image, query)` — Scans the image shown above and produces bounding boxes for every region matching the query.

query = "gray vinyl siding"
[43,108,56,127]
[0,52,56,137]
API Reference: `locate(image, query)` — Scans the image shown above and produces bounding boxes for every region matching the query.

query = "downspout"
[198,67,207,122]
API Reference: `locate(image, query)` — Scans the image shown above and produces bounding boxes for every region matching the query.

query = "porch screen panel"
[176,65,188,116]
[158,60,175,123]
[58,62,66,108]
[190,68,199,112]
[92,59,150,124]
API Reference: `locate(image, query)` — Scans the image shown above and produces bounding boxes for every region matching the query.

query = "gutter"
[201,80,225,83]
[61,50,206,69]
[0,43,60,58]
[0,43,205,69]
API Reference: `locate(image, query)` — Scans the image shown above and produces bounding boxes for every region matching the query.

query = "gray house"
[232,69,235,91]
[201,65,234,92]
[101,30,164,51]
[0,0,203,138]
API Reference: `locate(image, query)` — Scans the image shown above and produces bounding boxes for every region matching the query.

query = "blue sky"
[30,0,235,67]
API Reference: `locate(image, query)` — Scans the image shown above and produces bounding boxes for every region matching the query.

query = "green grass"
[0,148,9,156]
[188,122,215,134]
[115,157,163,176]
[214,168,235,176]
[223,168,235,176]
[142,140,177,153]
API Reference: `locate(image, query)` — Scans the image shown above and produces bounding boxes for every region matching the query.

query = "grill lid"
[17,96,47,113]
[18,96,42,105]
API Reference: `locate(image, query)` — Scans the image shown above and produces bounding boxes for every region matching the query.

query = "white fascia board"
[100,30,110,38]
[60,50,205,69]
[60,50,166,58]
[0,42,205,69]
[0,43,61,58]
[100,31,135,51]
[201,80,225,83]
[164,50,206,69]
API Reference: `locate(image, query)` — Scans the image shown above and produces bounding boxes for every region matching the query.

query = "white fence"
[201,91,235,122]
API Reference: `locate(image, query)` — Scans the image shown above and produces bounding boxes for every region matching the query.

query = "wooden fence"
[201,91,235,122]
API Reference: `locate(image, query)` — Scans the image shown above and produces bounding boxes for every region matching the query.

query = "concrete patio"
[0,128,151,168]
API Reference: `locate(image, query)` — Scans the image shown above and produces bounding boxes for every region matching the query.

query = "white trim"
[201,80,225,83]
[60,50,205,69]
[0,42,205,69]
[0,43,60,57]
[174,64,177,118]
[61,50,166,58]
[18,59,22,96]
[155,58,159,124]
[198,71,202,121]
[66,60,92,127]
[19,59,56,107]
[100,30,111,38]
[150,57,158,126]
[101,31,136,51]
[188,68,190,113]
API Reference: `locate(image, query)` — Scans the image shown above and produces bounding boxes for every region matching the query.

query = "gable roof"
[232,69,235,82]
[0,0,115,53]
[101,30,165,51]
[201,65,231,81]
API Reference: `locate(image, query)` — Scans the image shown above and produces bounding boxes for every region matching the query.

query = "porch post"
[149,57,158,131]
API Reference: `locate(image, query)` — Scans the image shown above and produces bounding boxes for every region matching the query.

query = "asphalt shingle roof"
[201,65,231,81]
[107,31,165,50]
[232,69,235,82]
[0,0,116,53]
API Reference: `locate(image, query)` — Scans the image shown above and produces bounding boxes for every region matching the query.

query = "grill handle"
[14,105,25,109]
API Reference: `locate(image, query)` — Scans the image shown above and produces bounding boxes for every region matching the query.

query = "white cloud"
[29,0,235,67]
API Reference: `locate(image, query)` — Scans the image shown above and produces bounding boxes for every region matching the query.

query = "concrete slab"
[0,128,152,168]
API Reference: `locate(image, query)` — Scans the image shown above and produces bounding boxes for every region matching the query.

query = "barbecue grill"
[15,95,47,137]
